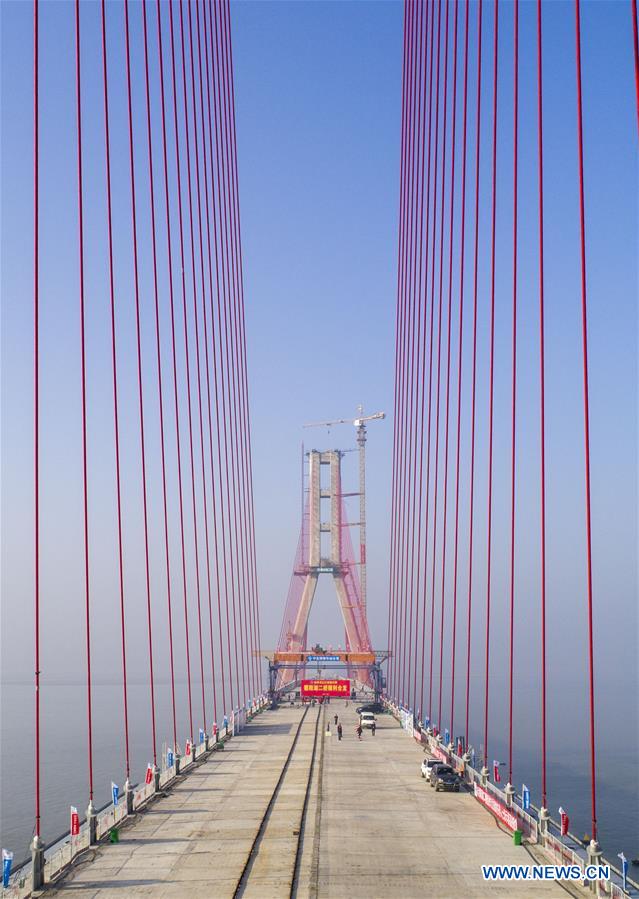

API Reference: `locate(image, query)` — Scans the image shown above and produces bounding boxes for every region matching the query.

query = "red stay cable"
[75,0,95,796]
[413,0,435,719]
[101,0,131,776]
[632,0,639,136]
[387,0,410,699]
[207,0,237,712]
[211,0,244,707]
[430,0,451,730]
[403,0,425,713]
[223,0,261,698]
[186,0,219,733]
[158,0,195,744]
[483,0,499,770]
[536,0,548,811]
[141,0,178,754]
[449,0,470,744]
[464,0,482,749]
[33,0,41,838]
[508,0,519,787]
[201,0,231,716]
[409,0,432,716]
[177,0,209,733]
[574,0,598,843]
[422,0,443,718]
[395,0,418,706]
[196,0,227,724]
[417,0,438,718]
[392,0,416,702]
[124,0,157,768]
[437,0,460,735]
[219,0,253,703]
[407,0,430,715]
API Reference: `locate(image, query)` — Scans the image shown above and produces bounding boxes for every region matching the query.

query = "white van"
[360,712,376,729]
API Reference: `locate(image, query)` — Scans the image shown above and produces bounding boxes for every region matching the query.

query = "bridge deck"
[47,704,568,898]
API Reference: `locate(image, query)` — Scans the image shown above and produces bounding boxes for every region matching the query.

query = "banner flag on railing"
[444,729,450,744]
[199,728,204,745]
[493,761,501,783]
[522,784,530,811]
[112,783,119,807]
[145,764,153,785]
[186,740,191,756]
[559,807,570,836]
[70,806,79,836]
[167,748,174,768]
[618,852,628,892]
[2,849,13,888]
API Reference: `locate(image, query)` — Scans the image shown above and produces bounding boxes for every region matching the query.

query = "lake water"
[1,681,637,870]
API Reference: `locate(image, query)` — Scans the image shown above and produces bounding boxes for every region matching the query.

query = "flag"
[70,806,80,836]
[199,728,204,745]
[167,748,174,768]
[145,764,153,785]
[2,850,13,888]
[559,807,569,836]
[444,729,450,744]
[186,740,191,756]
[112,783,119,807]
[618,853,628,891]
[457,739,463,756]
[522,784,530,811]
[493,761,501,783]
[471,748,476,769]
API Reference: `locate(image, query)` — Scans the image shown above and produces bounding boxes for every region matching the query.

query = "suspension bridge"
[1,0,637,896]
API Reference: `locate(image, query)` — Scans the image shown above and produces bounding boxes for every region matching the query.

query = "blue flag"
[471,748,476,769]
[112,782,119,807]
[2,849,13,888]
[199,728,205,745]
[167,748,174,767]
[522,784,530,811]
[618,853,628,892]
[444,729,450,744]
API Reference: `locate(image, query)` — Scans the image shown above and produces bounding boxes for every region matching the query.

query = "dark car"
[355,703,385,715]
[430,764,461,792]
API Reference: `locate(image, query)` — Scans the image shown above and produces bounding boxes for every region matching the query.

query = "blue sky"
[1,0,637,806]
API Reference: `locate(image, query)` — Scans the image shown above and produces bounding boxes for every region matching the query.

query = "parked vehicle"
[360,711,376,729]
[430,764,461,792]
[356,703,385,715]
[420,757,440,780]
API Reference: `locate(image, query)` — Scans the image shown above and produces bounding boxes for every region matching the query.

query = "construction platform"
[45,704,569,898]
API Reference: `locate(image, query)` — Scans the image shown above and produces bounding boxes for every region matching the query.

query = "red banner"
[301,679,350,697]
[70,807,79,836]
[473,783,518,831]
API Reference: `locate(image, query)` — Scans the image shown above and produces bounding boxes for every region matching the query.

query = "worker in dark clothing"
[337,722,343,741]
[334,714,338,726]
[356,724,363,740]
[371,721,376,736]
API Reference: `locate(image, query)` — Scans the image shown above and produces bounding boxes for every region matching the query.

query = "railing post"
[504,783,515,808]
[87,800,97,846]
[539,807,549,842]
[31,833,45,893]
[586,839,602,894]
[480,766,489,788]
[125,778,134,815]
[154,764,160,793]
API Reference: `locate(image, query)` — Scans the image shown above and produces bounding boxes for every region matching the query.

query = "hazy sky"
[1,0,637,755]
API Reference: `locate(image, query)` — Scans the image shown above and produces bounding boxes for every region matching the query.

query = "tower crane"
[303,406,385,613]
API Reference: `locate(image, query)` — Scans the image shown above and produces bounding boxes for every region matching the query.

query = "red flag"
[559,807,569,836]
[493,760,501,783]
[145,764,153,785]
[70,806,79,836]
[186,740,191,756]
